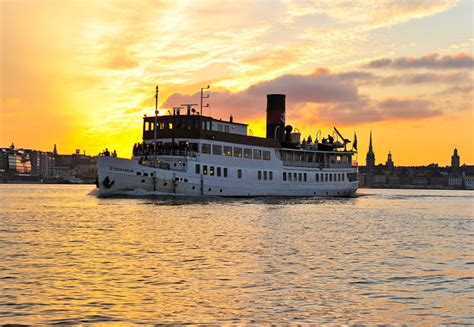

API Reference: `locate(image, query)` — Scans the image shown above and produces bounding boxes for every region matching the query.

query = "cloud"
[365,53,474,69]
[378,72,471,85]
[163,69,443,126]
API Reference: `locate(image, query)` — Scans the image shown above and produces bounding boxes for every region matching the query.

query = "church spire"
[366,130,375,169]
[369,130,373,151]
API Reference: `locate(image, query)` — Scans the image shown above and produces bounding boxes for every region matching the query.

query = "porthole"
[192,186,195,190]
[164,182,167,186]
[220,189,223,193]
[141,179,145,183]
[208,188,212,192]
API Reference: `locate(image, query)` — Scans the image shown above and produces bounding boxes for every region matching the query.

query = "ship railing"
[134,149,198,158]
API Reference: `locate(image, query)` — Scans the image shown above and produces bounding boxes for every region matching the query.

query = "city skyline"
[1,0,473,165]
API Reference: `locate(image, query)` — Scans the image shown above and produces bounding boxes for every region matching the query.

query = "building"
[366,130,375,169]
[451,148,460,170]
[386,151,394,169]
[1,144,96,183]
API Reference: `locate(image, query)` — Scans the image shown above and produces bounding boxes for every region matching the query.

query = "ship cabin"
[135,94,357,171]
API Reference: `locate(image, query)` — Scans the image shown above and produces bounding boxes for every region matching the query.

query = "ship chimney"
[266,94,286,141]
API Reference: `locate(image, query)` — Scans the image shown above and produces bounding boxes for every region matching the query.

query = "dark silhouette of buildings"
[0,144,97,183]
[359,133,473,190]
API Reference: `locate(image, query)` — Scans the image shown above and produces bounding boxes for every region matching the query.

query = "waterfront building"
[366,131,375,169]
[451,148,460,170]
[386,151,394,169]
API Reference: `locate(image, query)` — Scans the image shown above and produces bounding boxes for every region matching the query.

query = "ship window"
[329,174,332,182]
[258,171,262,180]
[212,144,222,155]
[224,168,228,177]
[294,173,297,181]
[137,172,142,176]
[263,171,267,180]
[210,166,215,176]
[234,147,242,157]
[144,172,148,177]
[224,146,232,156]
[338,173,341,182]
[218,124,223,132]
[288,173,292,181]
[202,121,206,130]
[201,143,210,154]
[342,174,345,181]
[195,164,200,174]
[244,149,252,159]
[206,121,211,130]
[237,169,242,179]
[224,125,229,133]
[203,165,208,175]
[168,123,173,130]
[283,172,287,181]
[269,171,273,180]
[263,151,271,160]
[298,173,302,182]
[315,173,319,182]
[304,173,307,182]
[324,174,327,182]
[217,167,221,177]
[253,149,261,160]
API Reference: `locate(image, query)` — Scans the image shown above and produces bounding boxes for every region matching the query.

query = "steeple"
[366,130,375,169]
[369,130,373,151]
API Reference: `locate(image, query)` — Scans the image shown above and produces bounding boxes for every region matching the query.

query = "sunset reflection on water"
[0,185,472,324]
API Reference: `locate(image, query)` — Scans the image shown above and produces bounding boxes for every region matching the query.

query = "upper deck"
[143,114,281,148]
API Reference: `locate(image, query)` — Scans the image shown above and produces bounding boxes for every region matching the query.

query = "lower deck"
[97,156,359,197]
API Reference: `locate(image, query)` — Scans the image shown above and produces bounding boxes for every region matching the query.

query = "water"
[0,185,473,324]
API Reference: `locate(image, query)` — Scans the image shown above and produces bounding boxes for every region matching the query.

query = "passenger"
[104,148,110,156]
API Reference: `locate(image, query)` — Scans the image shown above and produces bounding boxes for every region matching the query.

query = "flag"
[353,132,358,150]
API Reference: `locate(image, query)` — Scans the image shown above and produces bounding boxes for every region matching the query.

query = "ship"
[97,87,359,197]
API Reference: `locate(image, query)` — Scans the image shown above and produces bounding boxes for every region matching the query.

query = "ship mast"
[153,85,159,167]
[200,85,210,116]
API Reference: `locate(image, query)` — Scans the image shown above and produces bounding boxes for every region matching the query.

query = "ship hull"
[97,156,358,198]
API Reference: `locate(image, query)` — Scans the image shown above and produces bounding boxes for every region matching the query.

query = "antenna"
[200,85,210,116]
[153,85,159,167]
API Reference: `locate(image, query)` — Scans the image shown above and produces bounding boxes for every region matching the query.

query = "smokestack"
[266,94,286,141]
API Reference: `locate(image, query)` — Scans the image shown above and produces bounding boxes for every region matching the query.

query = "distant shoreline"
[1,181,471,191]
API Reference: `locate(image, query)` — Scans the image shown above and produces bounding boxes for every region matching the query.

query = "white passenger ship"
[97,88,359,197]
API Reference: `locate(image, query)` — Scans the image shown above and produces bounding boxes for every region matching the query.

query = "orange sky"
[1,0,473,166]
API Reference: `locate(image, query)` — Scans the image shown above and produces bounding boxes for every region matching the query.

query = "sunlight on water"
[0,185,473,324]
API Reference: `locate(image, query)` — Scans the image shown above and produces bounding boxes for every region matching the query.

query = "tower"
[366,130,375,169]
[386,151,394,169]
[451,148,460,169]
[53,144,58,157]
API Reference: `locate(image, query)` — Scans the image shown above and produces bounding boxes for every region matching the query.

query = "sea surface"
[0,185,473,325]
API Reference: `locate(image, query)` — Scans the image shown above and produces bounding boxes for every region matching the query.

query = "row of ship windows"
[314,172,345,182]
[201,144,271,160]
[195,164,357,182]
[195,164,229,177]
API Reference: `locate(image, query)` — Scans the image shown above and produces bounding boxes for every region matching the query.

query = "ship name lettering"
[109,166,134,173]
